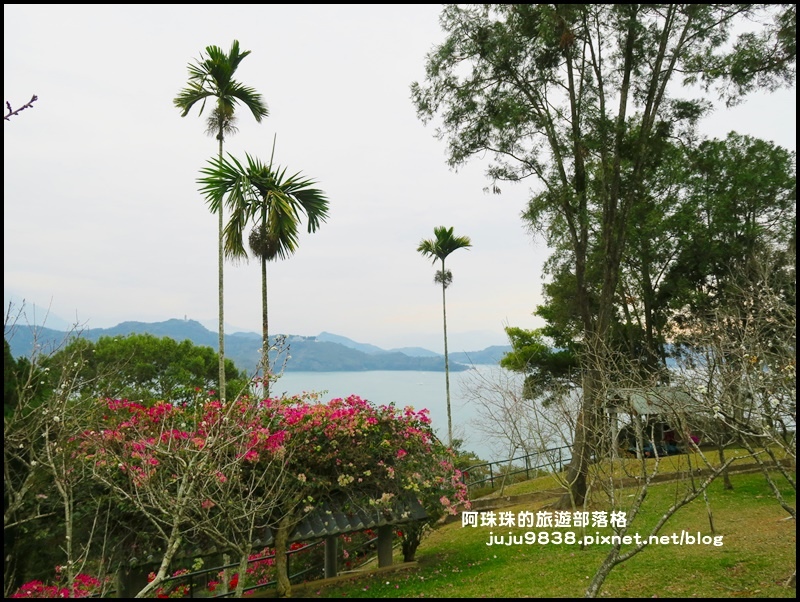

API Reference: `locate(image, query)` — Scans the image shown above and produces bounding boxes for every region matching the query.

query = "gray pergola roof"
[289,495,428,541]
[607,386,696,416]
[126,496,429,568]
[259,494,429,546]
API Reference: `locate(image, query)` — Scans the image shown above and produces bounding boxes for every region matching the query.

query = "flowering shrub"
[77,394,288,521]
[72,391,467,597]
[10,572,104,598]
[147,569,191,598]
[237,541,317,589]
[268,394,470,515]
[79,395,288,479]
[79,393,468,527]
[75,392,294,596]
[261,394,470,596]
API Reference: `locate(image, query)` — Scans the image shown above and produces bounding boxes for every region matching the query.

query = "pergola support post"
[324,535,338,579]
[377,524,393,567]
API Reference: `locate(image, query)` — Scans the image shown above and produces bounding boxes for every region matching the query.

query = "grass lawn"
[265,469,795,598]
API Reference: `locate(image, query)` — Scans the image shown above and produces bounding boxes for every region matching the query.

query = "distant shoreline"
[4,318,511,374]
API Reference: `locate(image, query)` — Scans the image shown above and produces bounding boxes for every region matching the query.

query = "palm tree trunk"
[217,134,226,403]
[442,260,452,446]
[261,253,269,398]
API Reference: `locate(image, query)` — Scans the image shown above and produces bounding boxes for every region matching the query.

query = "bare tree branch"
[5,95,38,121]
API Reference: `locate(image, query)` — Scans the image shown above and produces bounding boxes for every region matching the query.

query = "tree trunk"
[134,527,182,598]
[401,522,423,562]
[234,547,251,599]
[555,406,589,509]
[274,515,292,598]
[717,441,733,490]
[268,250,270,398]
[585,547,620,598]
[441,260,452,446]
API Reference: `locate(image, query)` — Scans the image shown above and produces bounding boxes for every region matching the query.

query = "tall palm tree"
[417,226,472,446]
[174,40,269,402]
[199,150,329,395]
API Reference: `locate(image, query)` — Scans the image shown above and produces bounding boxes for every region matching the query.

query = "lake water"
[269,366,520,463]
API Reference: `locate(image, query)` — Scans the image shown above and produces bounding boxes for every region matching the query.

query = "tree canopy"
[42,333,249,405]
[412,3,796,507]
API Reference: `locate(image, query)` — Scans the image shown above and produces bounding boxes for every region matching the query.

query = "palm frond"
[173,40,268,122]
[417,226,472,264]
[198,150,329,264]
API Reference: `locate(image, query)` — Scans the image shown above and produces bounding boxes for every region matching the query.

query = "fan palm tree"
[199,150,329,395]
[417,226,472,446]
[174,40,269,402]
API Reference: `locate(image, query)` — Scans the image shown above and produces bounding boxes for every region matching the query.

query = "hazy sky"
[4,4,796,354]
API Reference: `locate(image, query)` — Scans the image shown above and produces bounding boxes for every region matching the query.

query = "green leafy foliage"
[41,333,248,405]
[411,3,796,511]
[499,327,577,402]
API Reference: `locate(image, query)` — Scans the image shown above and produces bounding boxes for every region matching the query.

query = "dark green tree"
[43,333,247,404]
[527,131,795,374]
[417,226,472,446]
[657,133,796,329]
[685,4,796,105]
[500,326,578,404]
[174,40,269,403]
[412,4,796,508]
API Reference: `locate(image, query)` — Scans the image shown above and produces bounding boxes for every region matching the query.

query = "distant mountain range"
[4,319,511,374]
